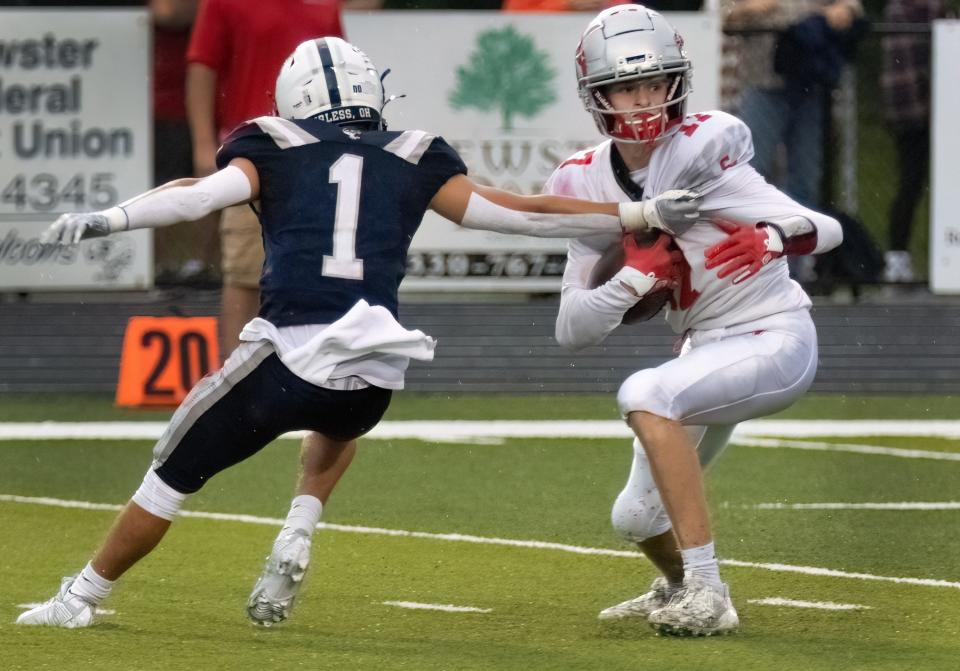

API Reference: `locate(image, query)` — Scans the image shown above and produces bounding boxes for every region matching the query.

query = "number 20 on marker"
[115,316,220,408]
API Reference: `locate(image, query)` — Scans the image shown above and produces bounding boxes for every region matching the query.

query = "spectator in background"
[152,0,196,200]
[722,0,864,283]
[723,0,864,210]
[880,0,951,284]
[151,0,220,287]
[186,0,380,360]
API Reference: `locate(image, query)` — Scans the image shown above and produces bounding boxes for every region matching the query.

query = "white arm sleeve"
[101,165,253,232]
[704,168,843,254]
[459,192,621,238]
[794,210,843,254]
[554,239,639,351]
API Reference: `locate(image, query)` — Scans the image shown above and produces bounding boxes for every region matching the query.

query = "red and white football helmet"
[576,5,692,144]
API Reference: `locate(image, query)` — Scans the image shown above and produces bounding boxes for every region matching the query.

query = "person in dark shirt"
[880,0,951,282]
[17,37,699,629]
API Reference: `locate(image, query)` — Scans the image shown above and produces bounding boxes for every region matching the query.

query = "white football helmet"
[275,37,385,129]
[576,5,692,143]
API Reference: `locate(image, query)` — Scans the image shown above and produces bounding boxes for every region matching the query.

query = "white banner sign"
[931,19,960,294]
[0,9,151,291]
[346,11,720,289]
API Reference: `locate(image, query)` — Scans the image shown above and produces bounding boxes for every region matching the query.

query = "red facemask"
[594,75,684,144]
[609,109,666,143]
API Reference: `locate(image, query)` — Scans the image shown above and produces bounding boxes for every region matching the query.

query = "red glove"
[704,219,784,284]
[615,232,684,296]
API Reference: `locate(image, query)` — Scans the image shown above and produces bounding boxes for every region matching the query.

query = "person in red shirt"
[151,0,220,286]
[152,0,195,185]
[187,0,377,358]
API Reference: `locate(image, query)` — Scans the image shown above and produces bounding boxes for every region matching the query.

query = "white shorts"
[617,309,818,425]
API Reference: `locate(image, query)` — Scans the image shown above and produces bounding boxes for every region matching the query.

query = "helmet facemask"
[587,72,688,143]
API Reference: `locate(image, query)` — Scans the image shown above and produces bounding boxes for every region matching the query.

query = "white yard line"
[0,422,167,441]
[748,598,869,611]
[3,421,959,464]
[1,419,960,442]
[720,559,960,589]
[2,493,959,592]
[736,420,960,438]
[754,501,960,510]
[382,601,491,613]
[17,603,115,615]
[735,437,960,462]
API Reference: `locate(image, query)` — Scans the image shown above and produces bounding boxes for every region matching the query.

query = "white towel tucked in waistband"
[239,299,436,388]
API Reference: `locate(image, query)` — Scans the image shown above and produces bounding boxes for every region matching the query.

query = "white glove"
[619,189,702,236]
[613,266,661,296]
[41,209,125,245]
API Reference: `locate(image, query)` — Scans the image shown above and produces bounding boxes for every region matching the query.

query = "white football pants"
[611,309,817,542]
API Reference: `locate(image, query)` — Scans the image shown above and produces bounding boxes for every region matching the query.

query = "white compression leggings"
[610,425,734,543]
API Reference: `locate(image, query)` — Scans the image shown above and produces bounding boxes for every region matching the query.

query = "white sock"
[67,562,114,606]
[281,495,323,537]
[680,542,723,590]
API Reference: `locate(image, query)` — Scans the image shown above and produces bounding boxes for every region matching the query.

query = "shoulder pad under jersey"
[216,116,334,168]
[651,111,754,194]
[544,141,610,197]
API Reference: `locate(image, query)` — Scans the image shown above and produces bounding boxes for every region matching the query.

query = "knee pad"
[609,439,672,542]
[131,469,188,521]
[611,489,672,543]
[617,369,674,419]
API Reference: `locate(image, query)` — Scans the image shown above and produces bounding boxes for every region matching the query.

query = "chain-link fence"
[723,22,935,293]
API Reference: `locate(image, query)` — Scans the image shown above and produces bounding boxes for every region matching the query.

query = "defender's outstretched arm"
[428,174,623,238]
[41,159,259,245]
[429,174,699,238]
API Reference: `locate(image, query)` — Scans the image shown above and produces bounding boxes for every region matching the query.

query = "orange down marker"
[115,316,219,408]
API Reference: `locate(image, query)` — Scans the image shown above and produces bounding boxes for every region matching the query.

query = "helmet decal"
[316,39,343,108]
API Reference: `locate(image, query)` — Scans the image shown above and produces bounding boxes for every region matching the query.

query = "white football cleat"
[247,529,312,627]
[598,576,676,621]
[647,575,739,637]
[16,577,95,629]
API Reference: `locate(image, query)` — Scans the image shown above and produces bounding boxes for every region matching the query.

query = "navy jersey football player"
[22,37,701,629]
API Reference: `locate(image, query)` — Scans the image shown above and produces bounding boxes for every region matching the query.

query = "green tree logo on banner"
[449,26,557,131]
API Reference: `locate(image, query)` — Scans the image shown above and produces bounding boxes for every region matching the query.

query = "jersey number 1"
[322,154,365,280]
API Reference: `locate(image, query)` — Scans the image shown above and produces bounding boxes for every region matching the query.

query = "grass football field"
[0,393,958,670]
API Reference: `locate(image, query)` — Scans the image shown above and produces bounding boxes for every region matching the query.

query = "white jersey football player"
[545,5,843,636]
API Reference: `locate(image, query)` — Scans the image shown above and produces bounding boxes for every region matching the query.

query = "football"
[587,230,672,324]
